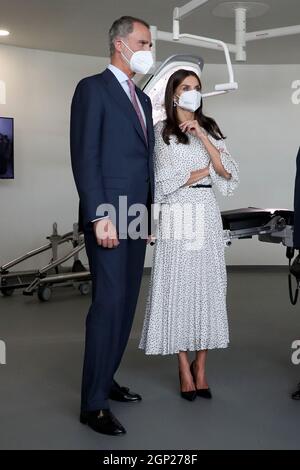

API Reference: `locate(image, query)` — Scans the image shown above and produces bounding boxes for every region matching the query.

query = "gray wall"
[0,44,299,269]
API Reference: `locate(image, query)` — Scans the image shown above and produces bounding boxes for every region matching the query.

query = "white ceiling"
[0,0,299,63]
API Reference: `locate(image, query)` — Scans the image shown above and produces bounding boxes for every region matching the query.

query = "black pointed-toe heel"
[190,360,212,399]
[178,371,197,401]
[181,390,197,401]
[197,388,212,399]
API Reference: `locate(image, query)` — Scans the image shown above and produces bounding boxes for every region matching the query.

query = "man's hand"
[93,218,120,248]
[147,234,156,245]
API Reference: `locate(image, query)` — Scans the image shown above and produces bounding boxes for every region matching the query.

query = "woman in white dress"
[139,69,239,401]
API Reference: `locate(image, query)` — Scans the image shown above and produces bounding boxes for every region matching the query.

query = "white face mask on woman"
[120,40,154,75]
[174,89,202,112]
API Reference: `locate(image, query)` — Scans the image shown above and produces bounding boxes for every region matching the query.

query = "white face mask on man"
[120,40,154,75]
[174,89,202,112]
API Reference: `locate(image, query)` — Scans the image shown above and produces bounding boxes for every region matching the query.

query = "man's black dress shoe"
[291,382,300,400]
[190,360,212,399]
[109,380,142,402]
[80,409,126,436]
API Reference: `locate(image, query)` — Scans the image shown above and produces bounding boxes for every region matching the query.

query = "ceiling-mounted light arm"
[235,7,246,61]
[157,29,237,53]
[173,0,210,20]
[150,25,157,66]
[175,33,238,96]
[172,1,300,65]
[236,20,300,62]
[172,1,238,96]
[173,0,210,38]
[235,8,300,61]
[245,24,300,41]
[213,2,300,62]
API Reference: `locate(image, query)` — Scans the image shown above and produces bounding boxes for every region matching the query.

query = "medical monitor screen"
[0,117,14,179]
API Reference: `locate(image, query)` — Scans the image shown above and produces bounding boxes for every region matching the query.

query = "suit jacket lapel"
[101,68,148,149]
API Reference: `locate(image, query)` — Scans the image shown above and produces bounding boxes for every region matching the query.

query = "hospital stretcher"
[222,207,300,306]
[0,222,91,301]
[221,207,294,248]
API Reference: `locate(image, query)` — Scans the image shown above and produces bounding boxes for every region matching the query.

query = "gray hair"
[108,16,150,56]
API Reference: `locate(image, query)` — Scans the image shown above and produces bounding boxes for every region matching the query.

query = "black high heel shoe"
[178,370,197,401]
[190,360,212,399]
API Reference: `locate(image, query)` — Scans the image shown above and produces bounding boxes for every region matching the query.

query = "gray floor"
[0,268,300,450]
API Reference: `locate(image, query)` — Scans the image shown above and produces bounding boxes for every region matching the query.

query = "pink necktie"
[127,79,148,145]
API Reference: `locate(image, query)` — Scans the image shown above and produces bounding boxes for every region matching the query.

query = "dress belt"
[189,184,212,188]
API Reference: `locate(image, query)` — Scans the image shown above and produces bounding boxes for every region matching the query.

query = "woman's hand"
[191,165,210,184]
[198,165,210,180]
[184,165,210,187]
[179,120,208,141]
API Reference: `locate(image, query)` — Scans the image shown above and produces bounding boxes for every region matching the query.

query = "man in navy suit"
[293,147,300,250]
[292,147,300,400]
[70,16,155,435]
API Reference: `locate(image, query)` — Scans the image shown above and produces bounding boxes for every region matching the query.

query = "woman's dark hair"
[162,69,226,145]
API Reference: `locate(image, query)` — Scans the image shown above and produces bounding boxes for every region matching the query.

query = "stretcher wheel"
[291,388,300,400]
[79,283,90,296]
[37,285,52,302]
[0,287,14,297]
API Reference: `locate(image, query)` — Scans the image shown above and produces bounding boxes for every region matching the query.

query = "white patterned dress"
[138,120,239,355]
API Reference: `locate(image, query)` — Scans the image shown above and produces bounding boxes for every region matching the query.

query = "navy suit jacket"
[293,147,300,248]
[70,68,155,234]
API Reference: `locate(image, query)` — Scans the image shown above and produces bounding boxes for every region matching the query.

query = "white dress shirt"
[107,63,146,125]
[92,64,147,223]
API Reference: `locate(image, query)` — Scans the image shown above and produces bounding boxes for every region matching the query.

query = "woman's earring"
[173,101,177,107]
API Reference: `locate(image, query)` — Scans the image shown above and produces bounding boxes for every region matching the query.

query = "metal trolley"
[0,223,91,301]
